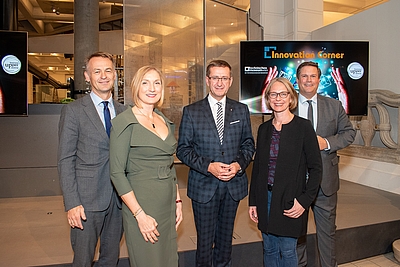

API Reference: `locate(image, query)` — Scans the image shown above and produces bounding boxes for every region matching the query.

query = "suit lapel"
[316,95,324,134]
[113,100,126,115]
[224,99,234,135]
[82,95,109,138]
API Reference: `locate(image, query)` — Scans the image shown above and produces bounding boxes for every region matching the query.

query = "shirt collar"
[90,91,114,108]
[208,94,226,107]
[299,93,317,105]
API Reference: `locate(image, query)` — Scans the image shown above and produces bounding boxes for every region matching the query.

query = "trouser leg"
[313,189,337,267]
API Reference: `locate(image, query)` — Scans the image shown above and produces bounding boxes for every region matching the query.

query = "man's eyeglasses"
[268,91,289,99]
[208,76,231,82]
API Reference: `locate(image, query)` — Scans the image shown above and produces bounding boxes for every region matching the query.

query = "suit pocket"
[76,169,95,179]
[331,155,339,166]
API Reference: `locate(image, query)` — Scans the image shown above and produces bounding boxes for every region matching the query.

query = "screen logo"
[264,46,277,58]
[2,55,22,75]
[347,62,364,80]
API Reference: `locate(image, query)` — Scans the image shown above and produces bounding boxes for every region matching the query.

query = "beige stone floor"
[1,180,400,267]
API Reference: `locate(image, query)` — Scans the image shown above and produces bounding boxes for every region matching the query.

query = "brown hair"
[84,52,115,71]
[264,77,298,111]
[131,66,165,108]
[296,61,321,79]
[206,59,232,77]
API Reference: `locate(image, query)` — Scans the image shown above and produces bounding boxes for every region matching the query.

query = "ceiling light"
[52,5,60,15]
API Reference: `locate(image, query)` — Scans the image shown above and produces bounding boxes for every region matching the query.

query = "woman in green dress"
[110,66,183,267]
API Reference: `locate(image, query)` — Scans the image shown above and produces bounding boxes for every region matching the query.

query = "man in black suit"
[177,59,255,267]
[58,52,126,266]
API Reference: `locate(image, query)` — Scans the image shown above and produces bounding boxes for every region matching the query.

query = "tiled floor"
[1,180,400,267]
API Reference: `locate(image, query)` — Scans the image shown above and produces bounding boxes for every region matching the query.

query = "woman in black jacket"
[248,77,322,267]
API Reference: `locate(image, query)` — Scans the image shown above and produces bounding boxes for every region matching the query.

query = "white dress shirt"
[298,93,318,131]
[298,93,331,150]
[208,94,226,127]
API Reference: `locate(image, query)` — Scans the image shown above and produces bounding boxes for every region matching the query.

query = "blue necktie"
[102,101,111,137]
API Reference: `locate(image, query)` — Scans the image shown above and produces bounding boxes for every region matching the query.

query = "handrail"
[341,89,400,164]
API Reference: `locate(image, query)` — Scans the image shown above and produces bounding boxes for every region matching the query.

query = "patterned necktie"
[102,101,112,137]
[307,100,314,128]
[216,102,224,144]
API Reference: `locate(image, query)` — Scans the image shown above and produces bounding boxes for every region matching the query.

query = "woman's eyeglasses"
[268,91,289,99]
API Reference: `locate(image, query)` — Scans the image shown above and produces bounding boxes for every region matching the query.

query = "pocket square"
[230,120,240,125]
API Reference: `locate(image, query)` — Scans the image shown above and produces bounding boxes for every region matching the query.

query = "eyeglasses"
[208,76,231,82]
[268,91,289,99]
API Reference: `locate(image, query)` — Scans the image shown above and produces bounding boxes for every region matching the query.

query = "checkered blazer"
[177,96,255,203]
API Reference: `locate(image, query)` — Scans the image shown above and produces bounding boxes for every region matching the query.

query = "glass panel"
[205,1,248,100]
[123,0,261,135]
[248,17,264,41]
[124,0,204,136]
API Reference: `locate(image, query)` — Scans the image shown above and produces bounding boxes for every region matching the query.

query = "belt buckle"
[268,184,273,191]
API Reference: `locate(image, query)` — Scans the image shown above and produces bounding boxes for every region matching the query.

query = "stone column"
[291,0,323,40]
[73,1,99,96]
[250,0,323,41]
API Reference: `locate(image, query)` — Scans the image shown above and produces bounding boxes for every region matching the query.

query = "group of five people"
[58,51,355,267]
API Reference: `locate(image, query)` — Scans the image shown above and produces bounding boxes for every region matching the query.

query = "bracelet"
[133,208,143,218]
[176,199,182,203]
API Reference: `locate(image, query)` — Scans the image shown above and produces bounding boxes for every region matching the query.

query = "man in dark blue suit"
[177,59,255,267]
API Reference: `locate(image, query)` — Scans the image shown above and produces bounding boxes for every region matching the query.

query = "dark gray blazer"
[296,94,355,196]
[58,94,126,212]
[176,96,255,203]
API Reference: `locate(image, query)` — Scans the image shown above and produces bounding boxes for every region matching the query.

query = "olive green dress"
[110,108,178,267]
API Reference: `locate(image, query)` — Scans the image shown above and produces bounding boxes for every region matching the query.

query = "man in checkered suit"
[177,59,255,267]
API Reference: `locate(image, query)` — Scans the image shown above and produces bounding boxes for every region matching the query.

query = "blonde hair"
[264,77,298,111]
[131,66,164,108]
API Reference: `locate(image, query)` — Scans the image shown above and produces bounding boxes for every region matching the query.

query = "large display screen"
[0,31,28,116]
[240,41,369,115]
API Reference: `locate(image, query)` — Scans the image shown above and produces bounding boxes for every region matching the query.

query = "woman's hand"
[249,206,259,223]
[175,201,183,230]
[283,198,305,218]
[136,212,160,243]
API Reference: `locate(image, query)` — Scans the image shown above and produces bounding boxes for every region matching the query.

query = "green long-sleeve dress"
[110,107,178,267]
